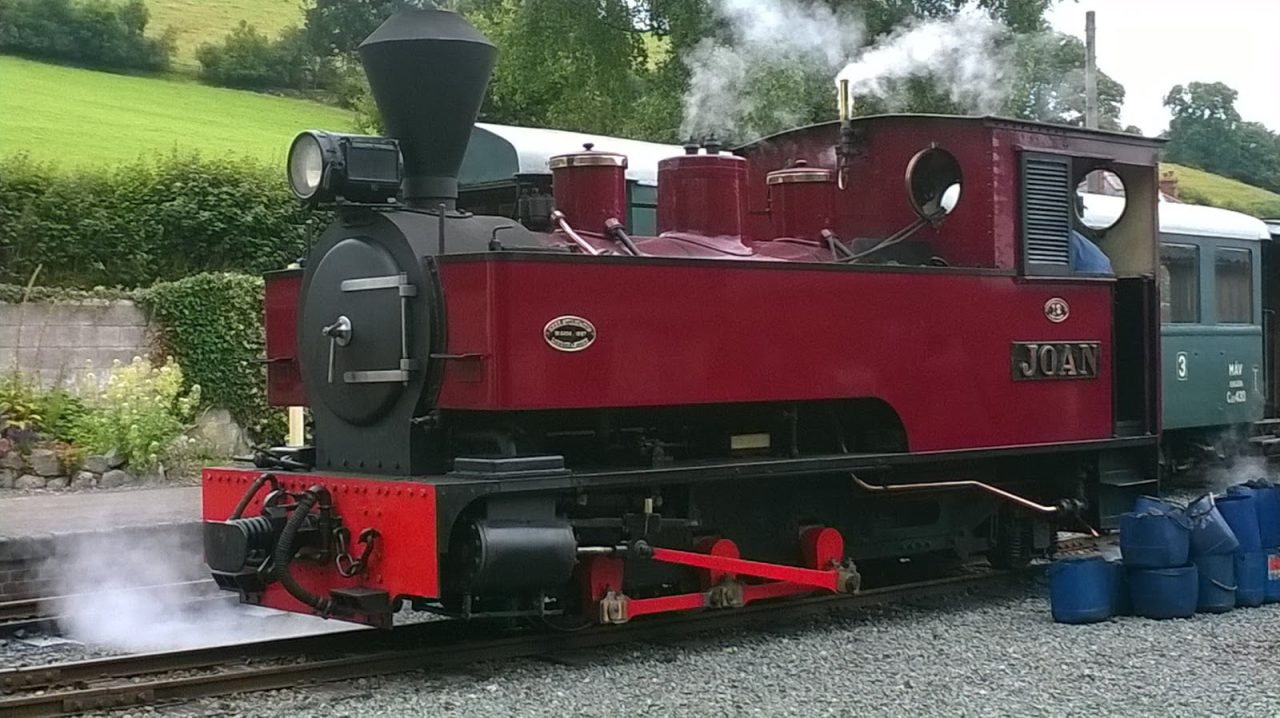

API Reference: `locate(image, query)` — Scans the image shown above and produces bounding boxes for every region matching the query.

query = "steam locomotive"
[203,7,1169,628]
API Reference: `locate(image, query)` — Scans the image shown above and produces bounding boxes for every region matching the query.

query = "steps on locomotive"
[1249,418,1280,457]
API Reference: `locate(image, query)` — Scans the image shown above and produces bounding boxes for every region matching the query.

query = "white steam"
[834,6,1009,115]
[42,527,356,653]
[680,0,1011,141]
[680,0,865,141]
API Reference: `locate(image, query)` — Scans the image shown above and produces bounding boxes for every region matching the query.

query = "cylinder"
[549,144,628,233]
[460,519,577,592]
[766,161,834,240]
[657,152,747,238]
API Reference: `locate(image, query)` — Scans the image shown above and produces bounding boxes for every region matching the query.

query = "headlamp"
[286,130,403,206]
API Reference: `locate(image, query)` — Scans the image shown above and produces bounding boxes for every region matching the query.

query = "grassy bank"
[0,55,352,167]
[148,0,303,71]
[1162,163,1280,218]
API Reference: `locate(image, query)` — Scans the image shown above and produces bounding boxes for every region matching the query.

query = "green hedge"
[0,152,326,290]
[0,0,174,71]
[140,272,283,444]
[196,22,338,91]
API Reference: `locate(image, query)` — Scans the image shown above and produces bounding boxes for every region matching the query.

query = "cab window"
[1159,243,1199,323]
[1215,247,1253,323]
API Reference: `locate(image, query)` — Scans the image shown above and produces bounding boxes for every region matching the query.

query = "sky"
[1047,0,1280,136]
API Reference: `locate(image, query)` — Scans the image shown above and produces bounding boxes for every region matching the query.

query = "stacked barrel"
[1048,480,1280,623]
[1222,480,1280,605]
[1118,498,1204,619]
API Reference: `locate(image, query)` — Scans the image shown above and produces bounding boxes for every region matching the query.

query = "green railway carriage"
[456,123,682,235]
[1087,193,1273,467]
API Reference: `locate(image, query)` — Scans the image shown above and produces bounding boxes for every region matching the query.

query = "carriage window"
[1159,244,1199,323]
[1215,247,1253,323]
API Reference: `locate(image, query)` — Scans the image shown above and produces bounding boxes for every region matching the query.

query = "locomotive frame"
[202,7,1170,629]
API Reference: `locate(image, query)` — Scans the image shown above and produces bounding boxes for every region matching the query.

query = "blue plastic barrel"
[1230,483,1280,548]
[1107,558,1131,616]
[1216,493,1262,552]
[1191,554,1236,613]
[1129,565,1199,619]
[1120,511,1191,568]
[1266,550,1280,603]
[1235,551,1266,607]
[1048,556,1112,624]
[1185,494,1241,556]
[1134,495,1179,515]
[1258,486,1280,548]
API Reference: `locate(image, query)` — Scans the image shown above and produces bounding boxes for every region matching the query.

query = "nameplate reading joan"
[1011,342,1100,380]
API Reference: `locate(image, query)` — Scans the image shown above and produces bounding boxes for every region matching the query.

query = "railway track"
[0,567,1022,717]
[0,580,221,638]
[0,534,1109,717]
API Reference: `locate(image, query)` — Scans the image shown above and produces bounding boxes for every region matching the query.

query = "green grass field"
[147,0,303,72]
[0,55,352,168]
[1162,163,1280,219]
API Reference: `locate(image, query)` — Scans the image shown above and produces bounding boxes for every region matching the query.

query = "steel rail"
[0,580,221,638]
[0,564,1050,718]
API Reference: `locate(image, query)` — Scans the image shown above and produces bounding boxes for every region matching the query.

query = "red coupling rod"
[647,546,850,593]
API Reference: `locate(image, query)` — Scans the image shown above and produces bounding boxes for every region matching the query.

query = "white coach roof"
[460,123,684,186]
[1081,192,1272,241]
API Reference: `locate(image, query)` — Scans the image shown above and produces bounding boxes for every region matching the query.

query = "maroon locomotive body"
[203,7,1163,627]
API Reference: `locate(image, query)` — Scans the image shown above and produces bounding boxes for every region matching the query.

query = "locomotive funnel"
[358,8,496,209]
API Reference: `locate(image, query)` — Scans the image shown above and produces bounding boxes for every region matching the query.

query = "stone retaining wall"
[0,300,153,388]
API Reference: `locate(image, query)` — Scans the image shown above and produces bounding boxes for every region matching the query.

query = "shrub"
[0,152,323,289]
[0,369,83,444]
[69,357,200,471]
[0,0,174,72]
[0,372,43,435]
[197,22,338,91]
[141,273,283,443]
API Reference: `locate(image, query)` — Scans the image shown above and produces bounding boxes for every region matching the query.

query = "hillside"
[0,56,352,167]
[1162,163,1280,218]
[147,0,303,72]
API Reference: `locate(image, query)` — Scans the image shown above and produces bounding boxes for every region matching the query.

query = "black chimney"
[358,8,496,209]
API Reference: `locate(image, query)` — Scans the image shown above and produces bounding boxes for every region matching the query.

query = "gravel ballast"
[104,576,1280,718]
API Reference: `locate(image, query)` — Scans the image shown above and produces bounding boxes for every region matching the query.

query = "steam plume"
[834,6,1009,115]
[680,0,1011,142]
[42,525,357,652]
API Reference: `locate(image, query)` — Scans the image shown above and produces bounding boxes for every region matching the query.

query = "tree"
[1003,31,1125,129]
[1163,82,1280,194]
[304,0,433,58]
[351,0,1077,143]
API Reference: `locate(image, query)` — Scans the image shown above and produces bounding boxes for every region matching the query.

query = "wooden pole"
[1085,10,1103,194]
[1085,11,1098,131]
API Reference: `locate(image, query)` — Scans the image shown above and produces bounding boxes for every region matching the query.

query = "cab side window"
[1159,243,1199,323]
[1215,247,1253,324]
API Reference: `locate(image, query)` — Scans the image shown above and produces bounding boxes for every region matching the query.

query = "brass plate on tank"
[1011,341,1100,380]
[544,316,596,352]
